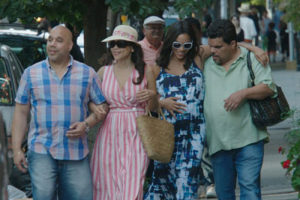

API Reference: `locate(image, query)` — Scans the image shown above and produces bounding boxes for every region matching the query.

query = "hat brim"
[144,21,165,26]
[102,35,139,44]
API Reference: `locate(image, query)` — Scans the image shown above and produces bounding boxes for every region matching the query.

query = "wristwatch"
[83,121,90,133]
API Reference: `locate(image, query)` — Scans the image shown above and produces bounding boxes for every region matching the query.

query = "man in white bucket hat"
[139,16,165,66]
[238,3,257,44]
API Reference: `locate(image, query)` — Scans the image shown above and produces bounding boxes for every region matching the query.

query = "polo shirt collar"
[213,47,247,73]
[46,55,74,69]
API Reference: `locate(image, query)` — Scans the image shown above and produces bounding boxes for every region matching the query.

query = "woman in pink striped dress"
[90,25,158,200]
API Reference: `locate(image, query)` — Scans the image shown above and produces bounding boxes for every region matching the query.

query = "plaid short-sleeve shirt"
[15,57,105,160]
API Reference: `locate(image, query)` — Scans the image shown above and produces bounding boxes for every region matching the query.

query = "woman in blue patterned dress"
[144,20,205,200]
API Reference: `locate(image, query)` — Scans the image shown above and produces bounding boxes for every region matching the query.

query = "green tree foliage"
[274,0,300,31]
[106,0,168,18]
[173,0,213,18]
[0,0,84,30]
[0,0,169,70]
[250,0,265,6]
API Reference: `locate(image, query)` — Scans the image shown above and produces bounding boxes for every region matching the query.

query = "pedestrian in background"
[11,25,108,200]
[261,10,271,51]
[238,3,257,44]
[279,19,289,62]
[266,22,277,63]
[145,20,206,200]
[249,7,260,46]
[201,8,212,45]
[90,25,158,200]
[204,19,276,200]
[231,14,245,42]
[138,16,165,66]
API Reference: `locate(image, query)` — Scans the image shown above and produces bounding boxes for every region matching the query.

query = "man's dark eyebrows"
[214,45,222,49]
[210,45,222,49]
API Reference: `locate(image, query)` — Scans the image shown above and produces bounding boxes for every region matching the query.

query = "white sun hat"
[238,3,251,13]
[102,25,138,44]
[143,16,165,26]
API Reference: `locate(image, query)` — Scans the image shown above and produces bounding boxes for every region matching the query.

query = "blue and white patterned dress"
[145,63,206,200]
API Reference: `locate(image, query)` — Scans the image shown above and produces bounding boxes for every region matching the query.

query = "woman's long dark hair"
[157,20,199,70]
[106,41,145,85]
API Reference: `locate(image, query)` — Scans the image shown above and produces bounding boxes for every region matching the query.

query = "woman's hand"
[136,89,156,103]
[253,46,269,66]
[160,97,187,119]
[93,103,109,120]
[89,102,109,120]
[238,42,269,66]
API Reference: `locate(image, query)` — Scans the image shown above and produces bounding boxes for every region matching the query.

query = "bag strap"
[146,106,167,121]
[246,51,255,87]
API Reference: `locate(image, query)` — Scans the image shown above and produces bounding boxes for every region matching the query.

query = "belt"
[110,107,145,113]
[244,39,252,43]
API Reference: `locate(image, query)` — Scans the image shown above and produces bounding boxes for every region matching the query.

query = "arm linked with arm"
[144,66,159,112]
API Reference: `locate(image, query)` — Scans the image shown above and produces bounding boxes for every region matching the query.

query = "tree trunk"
[83,0,108,71]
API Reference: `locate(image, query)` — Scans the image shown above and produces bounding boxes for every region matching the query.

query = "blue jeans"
[27,151,93,200]
[211,141,264,200]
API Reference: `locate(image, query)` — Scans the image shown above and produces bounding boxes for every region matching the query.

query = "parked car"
[0,28,47,68]
[0,43,24,175]
[0,112,9,200]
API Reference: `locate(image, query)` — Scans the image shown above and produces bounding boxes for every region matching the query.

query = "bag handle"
[246,51,255,87]
[145,106,167,121]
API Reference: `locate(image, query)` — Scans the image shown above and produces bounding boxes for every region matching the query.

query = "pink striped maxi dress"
[91,65,149,200]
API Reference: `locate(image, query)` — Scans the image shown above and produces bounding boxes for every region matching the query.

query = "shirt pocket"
[31,84,52,105]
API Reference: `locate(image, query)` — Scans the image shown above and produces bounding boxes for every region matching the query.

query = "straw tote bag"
[136,108,175,163]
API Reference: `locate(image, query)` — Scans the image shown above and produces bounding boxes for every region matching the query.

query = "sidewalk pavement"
[269,61,300,130]
[262,62,300,200]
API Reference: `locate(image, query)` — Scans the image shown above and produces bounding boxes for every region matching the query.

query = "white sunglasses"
[172,41,193,50]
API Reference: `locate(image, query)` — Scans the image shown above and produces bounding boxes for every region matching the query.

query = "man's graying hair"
[207,19,237,44]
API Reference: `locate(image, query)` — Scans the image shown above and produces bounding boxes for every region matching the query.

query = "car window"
[0,58,13,105]
[7,52,23,87]
[0,35,46,68]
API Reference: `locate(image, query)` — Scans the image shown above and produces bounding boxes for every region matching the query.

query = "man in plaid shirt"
[11,25,107,200]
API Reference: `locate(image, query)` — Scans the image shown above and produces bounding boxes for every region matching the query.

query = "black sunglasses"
[172,41,193,50]
[108,40,131,48]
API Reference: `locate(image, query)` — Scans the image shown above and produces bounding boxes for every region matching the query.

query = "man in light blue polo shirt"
[204,19,276,200]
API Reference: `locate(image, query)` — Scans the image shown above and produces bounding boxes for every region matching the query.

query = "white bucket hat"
[143,16,165,26]
[102,25,138,44]
[238,3,251,13]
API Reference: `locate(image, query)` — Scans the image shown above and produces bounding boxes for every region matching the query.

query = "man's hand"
[13,150,28,173]
[160,97,187,119]
[66,122,86,138]
[224,90,246,112]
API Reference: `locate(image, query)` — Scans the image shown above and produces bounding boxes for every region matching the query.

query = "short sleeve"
[15,68,31,104]
[89,69,106,104]
[250,53,277,95]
